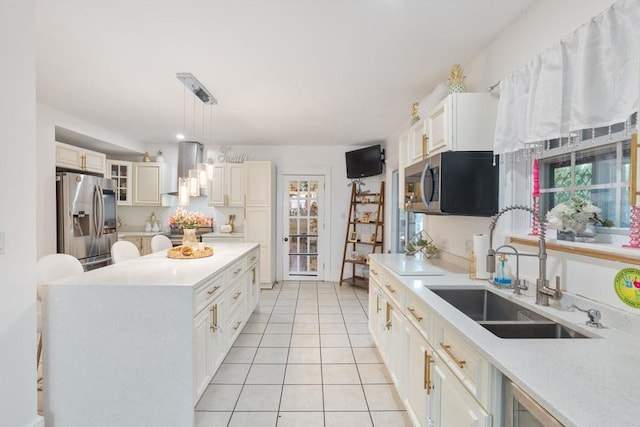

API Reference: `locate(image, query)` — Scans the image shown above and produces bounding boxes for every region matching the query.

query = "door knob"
[284,237,289,242]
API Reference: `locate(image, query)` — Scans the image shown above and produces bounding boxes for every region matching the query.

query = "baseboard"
[260,281,274,290]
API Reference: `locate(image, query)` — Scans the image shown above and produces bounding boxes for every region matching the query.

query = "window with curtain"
[538,114,636,229]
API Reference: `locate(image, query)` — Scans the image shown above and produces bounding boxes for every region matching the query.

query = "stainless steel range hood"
[168,141,204,196]
[177,141,204,179]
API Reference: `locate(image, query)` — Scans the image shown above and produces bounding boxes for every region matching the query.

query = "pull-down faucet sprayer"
[487,205,562,306]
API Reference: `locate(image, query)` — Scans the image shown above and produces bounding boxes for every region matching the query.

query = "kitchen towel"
[473,234,490,279]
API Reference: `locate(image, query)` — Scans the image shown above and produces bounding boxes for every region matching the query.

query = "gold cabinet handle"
[384,284,396,293]
[251,267,256,284]
[370,269,378,276]
[440,343,466,369]
[233,291,242,300]
[210,304,218,333]
[207,285,221,296]
[376,294,380,313]
[250,255,257,262]
[424,351,435,393]
[385,302,392,330]
[408,307,423,322]
[233,321,242,330]
[233,268,242,275]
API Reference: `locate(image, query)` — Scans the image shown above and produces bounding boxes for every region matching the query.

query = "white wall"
[0,2,43,427]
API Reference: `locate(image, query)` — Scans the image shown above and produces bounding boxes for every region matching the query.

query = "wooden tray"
[167,245,213,259]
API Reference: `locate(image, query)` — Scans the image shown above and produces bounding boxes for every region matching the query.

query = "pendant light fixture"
[176,72,217,203]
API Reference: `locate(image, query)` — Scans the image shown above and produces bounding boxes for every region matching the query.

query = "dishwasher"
[503,379,564,427]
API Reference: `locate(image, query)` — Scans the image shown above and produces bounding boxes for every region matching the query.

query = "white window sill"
[509,231,640,265]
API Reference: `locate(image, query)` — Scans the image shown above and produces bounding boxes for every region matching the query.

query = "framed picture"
[360,211,372,223]
[349,231,359,242]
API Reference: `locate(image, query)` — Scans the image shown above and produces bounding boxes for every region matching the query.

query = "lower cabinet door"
[435,351,491,427]
[194,307,210,399]
[406,324,432,427]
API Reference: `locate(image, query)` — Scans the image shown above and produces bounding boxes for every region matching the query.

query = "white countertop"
[118,231,169,237]
[201,232,244,239]
[44,242,259,288]
[371,253,640,427]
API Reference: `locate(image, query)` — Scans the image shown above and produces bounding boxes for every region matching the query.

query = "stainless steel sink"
[430,289,548,322]
[430,288,589,339]
[479,321,589,339]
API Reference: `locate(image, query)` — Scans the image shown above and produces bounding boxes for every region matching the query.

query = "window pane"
[575,145,616,185]
[540,153,571,189]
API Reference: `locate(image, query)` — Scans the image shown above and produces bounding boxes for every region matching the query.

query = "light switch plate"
[0,232,4,254]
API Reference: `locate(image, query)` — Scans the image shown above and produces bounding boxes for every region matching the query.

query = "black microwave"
[404,151,499,216]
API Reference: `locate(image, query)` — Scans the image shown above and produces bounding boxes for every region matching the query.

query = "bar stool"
[111,240,141,263]
[151,234,173,252]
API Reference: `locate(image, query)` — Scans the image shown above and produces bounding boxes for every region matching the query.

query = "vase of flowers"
[168,208,212,247]
[546,196,612,240]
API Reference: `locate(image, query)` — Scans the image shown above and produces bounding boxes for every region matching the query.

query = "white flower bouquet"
[546,196,612,234]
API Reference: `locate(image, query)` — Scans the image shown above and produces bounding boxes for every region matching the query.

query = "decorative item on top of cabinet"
[427,92,497,156]
[339,181,385,288]
[55,142,106,175]
[108,160,132,206]
[410,102,420,125]
[447,64,467,93]
[208,163,244,207]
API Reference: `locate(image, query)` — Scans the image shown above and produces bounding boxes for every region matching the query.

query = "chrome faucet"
[487,205,562,306]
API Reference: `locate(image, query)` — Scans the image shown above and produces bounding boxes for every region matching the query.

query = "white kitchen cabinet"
[427,93,497,156]
[436,349,491,427]
[408,119,428,166]
[56,142,106,175]
[132,162,170,207]
[108,160,132,205]
[369,257,494,427]
[208,163,244,207]
[244,161,276,288]
[118,234,153,255]
[244,161,273,206]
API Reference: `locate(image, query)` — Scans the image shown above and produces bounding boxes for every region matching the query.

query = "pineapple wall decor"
[448,64,466,93]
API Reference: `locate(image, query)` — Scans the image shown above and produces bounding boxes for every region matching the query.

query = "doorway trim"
[277,166,332,282]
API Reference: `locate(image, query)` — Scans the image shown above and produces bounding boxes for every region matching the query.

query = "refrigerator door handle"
[93,185,104,238]
[98,185,105,238]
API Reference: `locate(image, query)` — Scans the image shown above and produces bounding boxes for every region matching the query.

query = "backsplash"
[117,199,244,233]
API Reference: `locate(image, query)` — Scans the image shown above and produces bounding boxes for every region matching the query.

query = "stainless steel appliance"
[503,379,563,427]
[56,172,118,270]
[404,151,498,216]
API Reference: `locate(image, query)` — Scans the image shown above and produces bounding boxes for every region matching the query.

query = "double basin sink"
[430,288,589,339]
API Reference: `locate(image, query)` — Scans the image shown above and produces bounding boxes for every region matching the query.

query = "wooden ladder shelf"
[339,182,385,288]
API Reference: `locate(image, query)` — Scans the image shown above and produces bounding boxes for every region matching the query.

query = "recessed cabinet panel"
[245,162,272,206]
[132,163,167,206]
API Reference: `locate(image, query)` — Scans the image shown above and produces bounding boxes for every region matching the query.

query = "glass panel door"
[283,176,324,280]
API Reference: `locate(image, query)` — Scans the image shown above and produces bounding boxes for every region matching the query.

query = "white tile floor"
[194,281,413,427]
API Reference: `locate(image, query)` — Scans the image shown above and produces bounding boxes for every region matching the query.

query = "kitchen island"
[40,242,260,427]
[369,254,640,427]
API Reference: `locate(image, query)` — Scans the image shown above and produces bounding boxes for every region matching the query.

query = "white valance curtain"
[494,0,640,155]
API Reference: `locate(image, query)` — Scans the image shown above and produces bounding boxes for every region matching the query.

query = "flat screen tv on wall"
[345,144,384,179]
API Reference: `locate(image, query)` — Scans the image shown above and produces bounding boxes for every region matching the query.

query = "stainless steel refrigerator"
[56,172,118,270]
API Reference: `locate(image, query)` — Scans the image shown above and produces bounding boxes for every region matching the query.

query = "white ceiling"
[35,0,533,148]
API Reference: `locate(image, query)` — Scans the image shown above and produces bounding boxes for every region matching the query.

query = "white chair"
[111,240,141,264]
[36,253,84,390]
[151,234,173,252]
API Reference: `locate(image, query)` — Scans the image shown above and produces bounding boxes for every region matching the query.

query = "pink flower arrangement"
[168,208,212,229]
